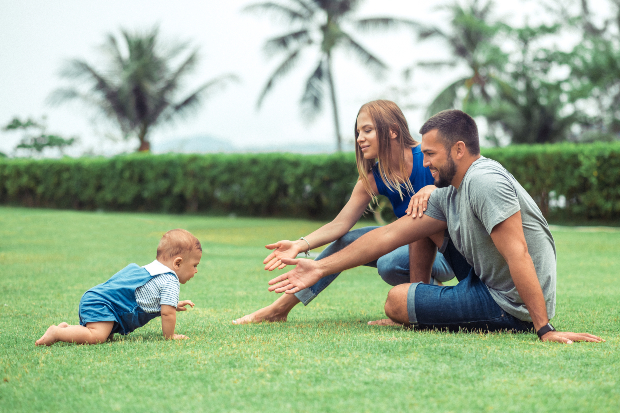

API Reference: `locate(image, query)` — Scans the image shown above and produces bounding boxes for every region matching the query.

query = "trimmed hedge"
[0,142,619,220]
[482,142,620,219]
[0,152,358,219]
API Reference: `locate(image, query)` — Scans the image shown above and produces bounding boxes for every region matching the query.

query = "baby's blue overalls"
[79,264,162,335]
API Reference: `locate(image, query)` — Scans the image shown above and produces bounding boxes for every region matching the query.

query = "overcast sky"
[0,0,611,156]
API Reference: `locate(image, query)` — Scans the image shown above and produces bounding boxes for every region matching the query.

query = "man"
[269,110,602,344]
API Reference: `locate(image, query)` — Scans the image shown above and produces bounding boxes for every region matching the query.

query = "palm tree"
[50,27,237,151]
[245,0,418,151]
[416,0,506,118]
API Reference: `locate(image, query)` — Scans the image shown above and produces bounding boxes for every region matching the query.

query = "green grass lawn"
[0,206,618,413]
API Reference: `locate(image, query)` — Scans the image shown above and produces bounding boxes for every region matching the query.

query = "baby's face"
[176,249,202,284]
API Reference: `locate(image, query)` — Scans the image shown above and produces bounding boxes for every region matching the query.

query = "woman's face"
[356,110,378,159]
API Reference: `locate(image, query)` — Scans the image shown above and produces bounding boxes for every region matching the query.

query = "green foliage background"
[1,142,619,219]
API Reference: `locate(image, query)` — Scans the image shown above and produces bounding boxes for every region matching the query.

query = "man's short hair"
[156,229,202,260]
[419,109,480,155]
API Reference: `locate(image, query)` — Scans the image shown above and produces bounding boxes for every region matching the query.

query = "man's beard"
[434,153,457,188]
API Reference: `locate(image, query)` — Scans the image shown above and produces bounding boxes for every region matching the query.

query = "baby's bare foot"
[232,308,288,325]
[35,325,59,346]
[367,318,402,326]
[58,322,69,328]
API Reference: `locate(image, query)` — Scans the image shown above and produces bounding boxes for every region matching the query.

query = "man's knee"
[384,284,410,324]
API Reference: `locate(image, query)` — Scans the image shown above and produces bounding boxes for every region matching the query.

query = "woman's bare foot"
[367,318,403,326]
[35,325,59,346]
[233,294,300,325]
[232,309,288,324]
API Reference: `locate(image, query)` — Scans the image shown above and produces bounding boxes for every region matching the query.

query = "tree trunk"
[325,54,342,152]
[137,123,150,152]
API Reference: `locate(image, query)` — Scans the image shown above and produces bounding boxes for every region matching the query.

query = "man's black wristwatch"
[536,323,556,339]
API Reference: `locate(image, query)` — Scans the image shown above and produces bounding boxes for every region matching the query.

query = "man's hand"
[176,300,195,312]
[263,240,303,271]
[541,331,603,344]
[406,185,436,218]
[268,258,323,294]
[490,211,604,345]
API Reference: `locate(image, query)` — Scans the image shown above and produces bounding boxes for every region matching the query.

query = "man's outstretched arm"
[490,211,603,344]
[268,214,448,294]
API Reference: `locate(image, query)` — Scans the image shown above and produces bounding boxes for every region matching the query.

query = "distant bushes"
[482,142,620,220]
[1,142,619,220]
[0,152,357,219]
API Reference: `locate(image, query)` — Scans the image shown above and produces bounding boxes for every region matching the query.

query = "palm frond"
[58,60,123,111]
[417,60,458,68]
[243,2,310,23]
[354,17,423,32]
[102,34,126,72]
[300,60,325,119]
[155,48,200,99]
[158,74,239,125]
[257,48,303,108]
[290,0,316,15]
[263,29,311,56]
[47,88,82,106]
[418,26,447,40]
[475,0,495,20]
[339,32,388,78]
[425,77,467,118]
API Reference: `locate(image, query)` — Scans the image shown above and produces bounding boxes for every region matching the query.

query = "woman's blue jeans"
[294,226,456,306]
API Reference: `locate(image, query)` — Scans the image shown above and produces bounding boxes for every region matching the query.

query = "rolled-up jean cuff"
[295,288,316,306]
[407,282,421,324]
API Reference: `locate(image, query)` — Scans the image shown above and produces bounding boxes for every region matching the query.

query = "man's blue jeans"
[407,235,534,332]
[294,226,456,306]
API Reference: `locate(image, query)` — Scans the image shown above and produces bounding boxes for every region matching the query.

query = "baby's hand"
[176,300,195,311]
[172,334,188,340]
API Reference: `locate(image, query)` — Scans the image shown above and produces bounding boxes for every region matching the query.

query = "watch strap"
[536,323,556,339]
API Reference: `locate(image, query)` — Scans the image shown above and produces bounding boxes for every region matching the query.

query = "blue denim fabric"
[294,226,456,306]
[406,237,534,333]
[79,264,161,335]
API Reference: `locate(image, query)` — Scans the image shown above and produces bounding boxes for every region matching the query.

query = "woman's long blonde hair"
[355,100,419,204]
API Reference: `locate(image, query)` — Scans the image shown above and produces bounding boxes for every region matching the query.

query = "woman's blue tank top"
[371,145,434,218]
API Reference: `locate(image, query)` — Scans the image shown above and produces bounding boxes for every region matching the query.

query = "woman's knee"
[378,266,408,286]
[377,252,409,286]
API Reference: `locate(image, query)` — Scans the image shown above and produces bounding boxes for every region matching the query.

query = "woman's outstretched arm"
[263,178,376,271]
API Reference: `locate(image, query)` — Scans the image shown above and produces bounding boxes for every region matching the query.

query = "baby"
[35,228,202,346]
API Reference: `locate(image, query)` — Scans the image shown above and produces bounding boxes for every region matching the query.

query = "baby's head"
[156,229,202,284]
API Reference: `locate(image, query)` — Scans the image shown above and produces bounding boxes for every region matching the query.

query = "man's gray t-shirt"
[424,157,556,321]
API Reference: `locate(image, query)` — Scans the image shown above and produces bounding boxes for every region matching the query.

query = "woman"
[233,100,454,324]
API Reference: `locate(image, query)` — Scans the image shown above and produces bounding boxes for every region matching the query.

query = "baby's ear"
[173,256,183,268]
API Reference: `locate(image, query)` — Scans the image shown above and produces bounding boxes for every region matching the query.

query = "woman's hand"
[263,240,304,271]
[176,300,195,311]
[406,185,437,218]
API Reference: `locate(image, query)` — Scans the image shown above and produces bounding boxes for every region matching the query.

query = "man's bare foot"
[367,318,403,326]
[58,322,69,328]
[35,325,59,346]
